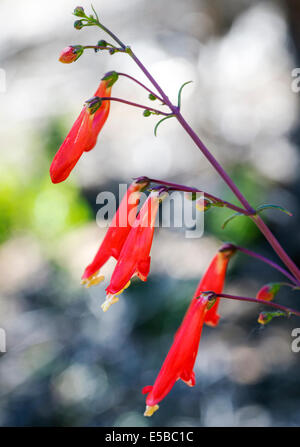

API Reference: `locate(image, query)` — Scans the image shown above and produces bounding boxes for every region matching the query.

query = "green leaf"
[177,81,192,109]
[91,4,100,22]
[221,212,244,229]
[256,204,293,217]
[154,114,175,136]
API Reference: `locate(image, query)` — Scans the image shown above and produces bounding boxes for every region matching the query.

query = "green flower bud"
[148,93,157,101]
[74,20,84,30]
[143,110,151,117]
[74,6,85,17]
[98,40,107,48]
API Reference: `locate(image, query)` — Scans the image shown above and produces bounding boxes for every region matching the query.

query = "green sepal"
[154,114,175,136]
[256,204,293,217]
[101,70,119,87]
[85,96,102,114]
[177,81,192,109]
[221,212,244,229]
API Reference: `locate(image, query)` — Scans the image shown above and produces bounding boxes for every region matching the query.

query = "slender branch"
[234,245,300,286]
[94,22,127,49]
[251,215,300,282]
[100,97,171,116]
[136,176,251,215]
[117,73,165,103]
[216,293,300,317]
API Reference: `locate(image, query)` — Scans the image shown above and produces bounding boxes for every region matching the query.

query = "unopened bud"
[143,110,151,117]
[148,93,157,101]
[85,96,102,115]
[59,45,84,64]
[256,283,281,302]
[74,20,84,30]
[98,40,107,48]
[74,6,85,17]
[258,310,285,325]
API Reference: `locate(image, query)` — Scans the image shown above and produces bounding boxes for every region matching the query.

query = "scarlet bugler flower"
[81,180,149,288]
[102,190,166,312]
[49,71,118,184]
[142,244,235,416]
[59,45,84,64]
[143,294,209,416]
[202,244,236,327]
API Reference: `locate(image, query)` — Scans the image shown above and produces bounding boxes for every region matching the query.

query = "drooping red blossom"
[142,244,235,416]
[142,295,209,416]
[102,191,165,312]
[50,72,118,183]
[59,45,84,64]
[81,180,149,288]
[202,244,236,327]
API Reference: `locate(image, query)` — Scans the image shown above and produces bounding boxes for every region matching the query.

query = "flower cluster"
[49,5,300,417]
[49,62,236,412]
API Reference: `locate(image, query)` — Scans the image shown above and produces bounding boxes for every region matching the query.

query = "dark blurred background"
[0,0,300,426]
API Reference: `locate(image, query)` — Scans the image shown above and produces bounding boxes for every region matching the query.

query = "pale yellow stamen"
[101,294,119,312]
[144,405,159,417]
[101,281,132,312]
[81,271,105,288]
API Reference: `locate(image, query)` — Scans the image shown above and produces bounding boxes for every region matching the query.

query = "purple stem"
[252,215,300,282]
[137,176,250,215]
[216,293,300,317]
[100,97,171,116]
[235,245,299,286]
[117,73,164,103]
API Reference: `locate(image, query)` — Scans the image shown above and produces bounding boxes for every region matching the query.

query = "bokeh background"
[0,0,300,427]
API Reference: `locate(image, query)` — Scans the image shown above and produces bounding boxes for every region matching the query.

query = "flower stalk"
[214,292,300,317]
[99,97,171,116]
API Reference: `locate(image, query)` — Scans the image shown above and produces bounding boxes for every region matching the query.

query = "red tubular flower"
[202,244,236,327]
[143,295,209,417]
[102,191,165,312]
[50,72,118,183]
[142,244,236,416]
[81,180,149,288]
